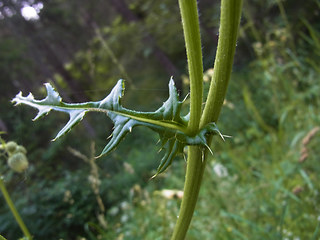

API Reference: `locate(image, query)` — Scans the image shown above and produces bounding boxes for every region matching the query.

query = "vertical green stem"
[171,147,204,240]
[171,1,203,237]
[0,177,32,239]
[172,1,243,239]
[178,0,203,135]
[200,0,243,127]
[171,1,204,239]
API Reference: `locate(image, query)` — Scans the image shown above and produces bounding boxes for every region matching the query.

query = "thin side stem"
[200,0,243,127]
[178,0,203,134]
[0,177,32,239]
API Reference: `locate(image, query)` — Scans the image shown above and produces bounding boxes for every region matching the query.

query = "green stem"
[170,1,204,239]
[171,147,204,240]
[201,0,243,127]
[178,0,203,134]
[0,177,32,240]
[172,1,243,239]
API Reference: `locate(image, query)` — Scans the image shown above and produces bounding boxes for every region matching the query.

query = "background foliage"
[0,0,319,239]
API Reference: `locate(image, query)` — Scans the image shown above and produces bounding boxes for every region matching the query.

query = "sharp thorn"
[182,92,190,102]
[223,134,232,139]
[183,154,187,162]
[107,134,113,140]
[205,143,214,156]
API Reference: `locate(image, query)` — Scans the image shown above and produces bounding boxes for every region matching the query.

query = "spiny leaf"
[98,114,140,157]
[152,138,184,178]
[12,78,223,176]
[54,110,87,141]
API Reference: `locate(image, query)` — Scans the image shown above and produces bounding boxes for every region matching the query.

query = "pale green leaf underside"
[12,78,223,175]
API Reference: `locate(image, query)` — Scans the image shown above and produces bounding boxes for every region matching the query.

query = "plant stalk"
[178,0,203,135]
[0,177,32,240]
[172,0,243,239]
[171,1,204,238]
[201,0,243,127]
[171,147,204,240]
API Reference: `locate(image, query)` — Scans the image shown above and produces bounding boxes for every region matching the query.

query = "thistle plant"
[12,0,243,238]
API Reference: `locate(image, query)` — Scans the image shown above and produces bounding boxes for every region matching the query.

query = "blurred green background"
[0,0,319,239]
